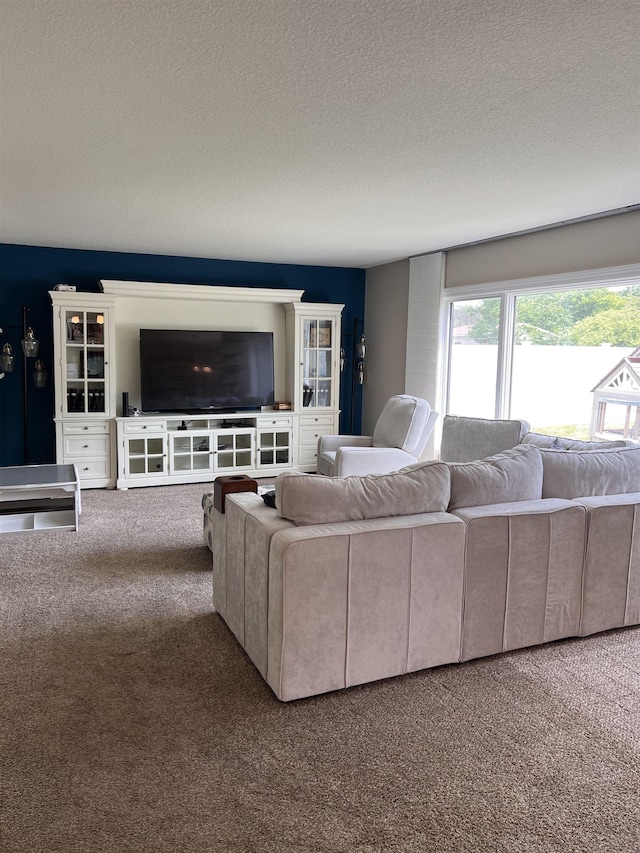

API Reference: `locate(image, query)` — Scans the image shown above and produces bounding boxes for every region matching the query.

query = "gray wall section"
[362,259,410,434]
[444,210,640,288]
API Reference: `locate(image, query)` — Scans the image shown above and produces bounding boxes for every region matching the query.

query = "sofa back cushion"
[440,415,530,463]
[541,446,640,499]
[554,436,630,451]
[522,432,559,448]
[275,460,450,525]
[523,433,630,450]
[447,445,543,511]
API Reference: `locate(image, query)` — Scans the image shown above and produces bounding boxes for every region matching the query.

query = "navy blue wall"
[0,244,365,467]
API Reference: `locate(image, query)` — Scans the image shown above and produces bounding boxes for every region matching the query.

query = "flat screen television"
[139,329,275,413]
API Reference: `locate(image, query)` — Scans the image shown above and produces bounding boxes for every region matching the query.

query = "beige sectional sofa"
[204,445,640,702]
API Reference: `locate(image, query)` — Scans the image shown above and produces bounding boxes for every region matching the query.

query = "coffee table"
[0,464,81,535]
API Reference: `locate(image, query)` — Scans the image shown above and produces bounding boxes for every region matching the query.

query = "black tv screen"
[140,329,275,413]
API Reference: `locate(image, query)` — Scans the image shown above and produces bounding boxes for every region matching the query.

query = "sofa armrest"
[218,493,294,677]
[317,434,373,454]
[335,446,416,477]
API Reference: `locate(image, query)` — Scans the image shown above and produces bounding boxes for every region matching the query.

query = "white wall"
[113,295,286,409]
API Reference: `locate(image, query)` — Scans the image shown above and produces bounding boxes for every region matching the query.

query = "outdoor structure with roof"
[590,346,640,443]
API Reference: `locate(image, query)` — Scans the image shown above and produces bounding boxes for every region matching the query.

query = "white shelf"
[0,465,80,535]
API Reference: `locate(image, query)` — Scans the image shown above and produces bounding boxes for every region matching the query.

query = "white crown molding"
[99,280,305,304]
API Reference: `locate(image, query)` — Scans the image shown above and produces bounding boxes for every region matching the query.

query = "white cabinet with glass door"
[50,291,117,488]
[284,302,343,471]
[169,431,214,475]
[212,428,255,472]
[256,415,294,469]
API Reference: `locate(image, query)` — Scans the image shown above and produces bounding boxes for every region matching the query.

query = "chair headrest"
[373,395,432,452]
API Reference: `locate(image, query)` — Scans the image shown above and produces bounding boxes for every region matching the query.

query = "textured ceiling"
[1,0,638,268]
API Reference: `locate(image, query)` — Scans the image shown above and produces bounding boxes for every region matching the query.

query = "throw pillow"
[541,446,640,499]
[274,460,450,526]
[447,444,543,511]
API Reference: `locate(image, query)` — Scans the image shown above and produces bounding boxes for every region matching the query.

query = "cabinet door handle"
[83,426,89,430]
[83,444,89,448]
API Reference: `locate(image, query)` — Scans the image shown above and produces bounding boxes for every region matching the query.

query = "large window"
[443,271,640,441]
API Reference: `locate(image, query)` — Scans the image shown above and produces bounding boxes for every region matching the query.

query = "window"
[447,298,501,418]
[442,269,640,442]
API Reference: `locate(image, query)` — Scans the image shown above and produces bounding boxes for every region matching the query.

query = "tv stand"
[115,411,298,488]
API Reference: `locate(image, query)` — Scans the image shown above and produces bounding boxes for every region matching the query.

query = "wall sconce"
[2,308,47,464]
[21,327,39,358]
[33,359,48,388]
[1,342,15,373]
[356,334,366,384]
[96,314,105,325]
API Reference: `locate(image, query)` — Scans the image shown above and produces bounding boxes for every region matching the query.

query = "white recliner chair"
[317,395,438,477]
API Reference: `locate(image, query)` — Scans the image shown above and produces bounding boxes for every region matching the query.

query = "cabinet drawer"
[299,413,335,427]
[63,436,109,457]
[68,458,111,480]
[256,416,293,428]
[62,421,110,435]
[122,420,165,434]
[300,424,334,444]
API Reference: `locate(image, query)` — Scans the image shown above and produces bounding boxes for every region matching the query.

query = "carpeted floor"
[0,482,638,853]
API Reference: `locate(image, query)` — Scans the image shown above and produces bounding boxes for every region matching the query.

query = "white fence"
[449,345,634,432]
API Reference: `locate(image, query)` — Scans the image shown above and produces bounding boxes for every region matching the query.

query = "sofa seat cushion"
[541,446,640,499]
[447,444,543,511]
[275,460,450,525]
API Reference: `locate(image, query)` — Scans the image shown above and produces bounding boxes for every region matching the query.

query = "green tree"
[515,293,572,344]
[466,287,640,346]
[463,299,499,344]
[569,303,640,347]
[562,288,625,322]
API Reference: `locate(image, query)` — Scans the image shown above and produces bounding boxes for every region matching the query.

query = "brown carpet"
[0,482,638,853]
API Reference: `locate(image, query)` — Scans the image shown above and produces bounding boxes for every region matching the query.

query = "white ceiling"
[1,0,638,269]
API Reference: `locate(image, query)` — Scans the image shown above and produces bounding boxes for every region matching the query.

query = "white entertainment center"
[50,281,344,489]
